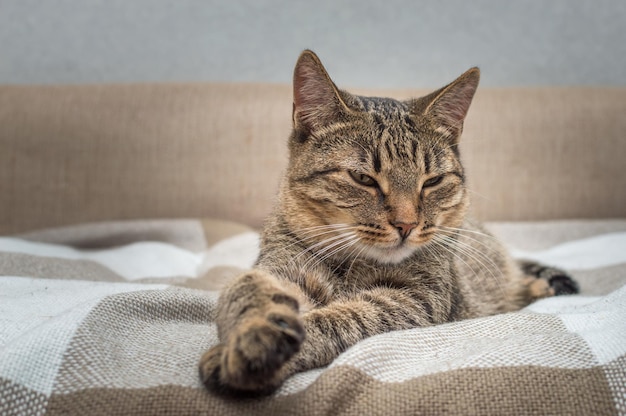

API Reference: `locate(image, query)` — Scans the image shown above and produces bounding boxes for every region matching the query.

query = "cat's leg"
[517,259,579,301]
[287,286,436,374]
[201,281,436,394]
[199,268,306,395]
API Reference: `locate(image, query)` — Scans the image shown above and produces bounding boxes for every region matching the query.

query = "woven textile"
[1,219,625,415]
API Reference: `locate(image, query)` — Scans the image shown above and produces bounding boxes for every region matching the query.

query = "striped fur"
[199,50,578,394]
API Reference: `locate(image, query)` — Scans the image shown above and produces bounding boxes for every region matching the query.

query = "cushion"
[1,218,625,415]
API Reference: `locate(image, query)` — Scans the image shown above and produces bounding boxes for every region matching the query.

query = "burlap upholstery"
[1,84,625,234]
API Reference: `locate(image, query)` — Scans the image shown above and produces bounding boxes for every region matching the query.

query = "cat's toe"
[198,344,225,391]
[199,343,278,397]
[549,273,579,295]
[266,312,305,364]
[236,311,304,377]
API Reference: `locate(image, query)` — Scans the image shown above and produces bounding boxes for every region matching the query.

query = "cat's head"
[281,50,479,264]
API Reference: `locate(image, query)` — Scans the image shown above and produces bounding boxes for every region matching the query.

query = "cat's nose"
[392,222,417,239]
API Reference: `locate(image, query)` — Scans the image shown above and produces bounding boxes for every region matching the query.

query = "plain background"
[1,0,625,88]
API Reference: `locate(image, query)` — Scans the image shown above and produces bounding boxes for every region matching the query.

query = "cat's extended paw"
[199,305,304,394]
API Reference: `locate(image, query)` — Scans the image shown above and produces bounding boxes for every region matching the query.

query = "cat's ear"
[412,67,480,139]
[292,50,352,134]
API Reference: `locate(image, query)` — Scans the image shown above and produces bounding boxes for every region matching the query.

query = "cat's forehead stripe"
[374,122,426,173]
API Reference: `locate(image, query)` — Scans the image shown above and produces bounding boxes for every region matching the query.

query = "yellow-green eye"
[423,175,444,188]
[349,171,377,187]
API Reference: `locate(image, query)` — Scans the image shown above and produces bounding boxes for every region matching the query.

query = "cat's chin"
[360,243,419,264]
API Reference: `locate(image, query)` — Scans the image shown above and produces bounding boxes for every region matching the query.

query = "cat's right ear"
[292,50,351,135]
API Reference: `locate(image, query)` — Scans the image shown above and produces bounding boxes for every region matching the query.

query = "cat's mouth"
[357,230,434,264]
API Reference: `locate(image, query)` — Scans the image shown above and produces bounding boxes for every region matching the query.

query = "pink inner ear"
[426,68,480,131]
[294,64,330,114]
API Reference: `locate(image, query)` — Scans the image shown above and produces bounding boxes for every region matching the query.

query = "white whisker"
[429,236,482,282]
[288,228,357,264]
[437,234,501,276]
[466,188,493,202]
[438,226,499,242]
[434,234,505,294]
[310,238,360,274]
[283,225,356,251]
[330,238,364,275]
[345,244,367,278]
[298,233,358,274]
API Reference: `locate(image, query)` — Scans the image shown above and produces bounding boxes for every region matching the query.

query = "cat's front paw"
[199,305,305,395]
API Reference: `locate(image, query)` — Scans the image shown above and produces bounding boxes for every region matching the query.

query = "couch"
[1,83,625,415]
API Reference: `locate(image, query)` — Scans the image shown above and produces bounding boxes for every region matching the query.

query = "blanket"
[1,219,625,415]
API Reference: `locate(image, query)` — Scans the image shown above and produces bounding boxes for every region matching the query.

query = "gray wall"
[1,0,625,88]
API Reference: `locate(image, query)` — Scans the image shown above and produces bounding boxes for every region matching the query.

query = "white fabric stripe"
[0,237,202,280]
[510,232,626,270]
[528,285,626,364]
[314,310,596,385]
[0,232,259,281]
[0,276,168,395]
[197,231,259,275]
[18,219,210,252]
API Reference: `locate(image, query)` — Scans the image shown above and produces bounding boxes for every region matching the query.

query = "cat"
[199,50,578,395]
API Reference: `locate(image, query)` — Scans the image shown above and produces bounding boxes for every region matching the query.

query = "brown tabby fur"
[199,50,578,395]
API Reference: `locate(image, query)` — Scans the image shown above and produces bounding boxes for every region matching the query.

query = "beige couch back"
[1,83,625,234]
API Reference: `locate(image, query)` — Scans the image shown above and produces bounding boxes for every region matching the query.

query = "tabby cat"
[199,50,578,395]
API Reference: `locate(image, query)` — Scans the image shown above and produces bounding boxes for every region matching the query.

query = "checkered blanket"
[1,219,625,415]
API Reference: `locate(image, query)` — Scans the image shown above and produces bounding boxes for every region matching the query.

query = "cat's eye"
[348,171,377,187]
[423,175,444,188]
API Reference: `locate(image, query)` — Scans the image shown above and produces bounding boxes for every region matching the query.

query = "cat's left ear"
[412,67,480,139]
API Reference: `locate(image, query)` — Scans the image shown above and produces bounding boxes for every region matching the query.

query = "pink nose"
[392,222,417,239]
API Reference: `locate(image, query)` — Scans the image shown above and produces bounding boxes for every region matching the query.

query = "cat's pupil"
[349,171,376,187]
